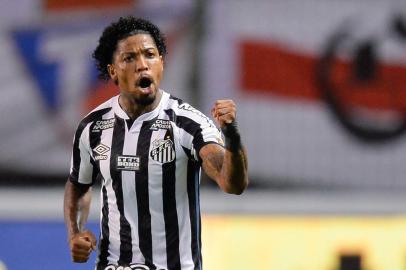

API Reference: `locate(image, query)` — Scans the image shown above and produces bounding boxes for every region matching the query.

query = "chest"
[90,118,186,174]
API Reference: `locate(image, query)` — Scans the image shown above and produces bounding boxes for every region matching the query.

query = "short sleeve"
[176,103,223,161]
[69,121,95,186]
[191,117,223,161]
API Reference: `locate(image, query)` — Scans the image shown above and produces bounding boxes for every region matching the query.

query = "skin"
[108,34,164,119]
[205,99,248,194]
[64,182,96,262]
[64,33,248,263]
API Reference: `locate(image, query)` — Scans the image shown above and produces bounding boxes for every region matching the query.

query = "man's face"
[108,33,164,106]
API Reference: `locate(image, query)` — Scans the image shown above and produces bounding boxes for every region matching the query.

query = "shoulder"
[164,93,208,120]
[160,91,183,111]
[160,90,216,130]
[75,97,115,133]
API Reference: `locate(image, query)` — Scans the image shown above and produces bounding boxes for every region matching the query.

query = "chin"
[136,94,156,106]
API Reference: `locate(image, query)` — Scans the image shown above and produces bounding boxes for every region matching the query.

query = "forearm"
[201,121,249,194]
[64,180,90,238]
[206,99,249,194]
[220,145,248,194]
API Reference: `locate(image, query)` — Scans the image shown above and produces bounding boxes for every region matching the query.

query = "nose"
[136,56,148,72]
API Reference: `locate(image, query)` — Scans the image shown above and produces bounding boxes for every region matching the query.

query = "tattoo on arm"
[200,141,248,194]
[202,146,224,180]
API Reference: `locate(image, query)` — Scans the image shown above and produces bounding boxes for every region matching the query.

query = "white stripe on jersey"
[148,127,168,269]
[122,124,145,265]
[98,113,120,264]
[175,152,194,269]
[77,123,93,185]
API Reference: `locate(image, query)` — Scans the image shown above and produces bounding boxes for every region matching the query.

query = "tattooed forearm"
[203,149,224,178]
[201,144,248,194]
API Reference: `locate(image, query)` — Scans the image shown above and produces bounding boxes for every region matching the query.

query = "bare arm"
[200,99,249,195]
[200,143,248,194]
[77,187,92,232]
[64,180,96,262]
[64,180,90,237]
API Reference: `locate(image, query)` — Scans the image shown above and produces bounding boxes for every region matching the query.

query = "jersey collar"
[112,90,169,122]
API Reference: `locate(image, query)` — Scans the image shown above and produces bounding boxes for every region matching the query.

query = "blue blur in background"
[0,221,100,270]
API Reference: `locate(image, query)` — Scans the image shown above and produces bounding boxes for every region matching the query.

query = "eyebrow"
[120,46,157,54]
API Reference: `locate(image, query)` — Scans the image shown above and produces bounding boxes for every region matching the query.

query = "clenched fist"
[69,229,97,263]
[211,99,237,128]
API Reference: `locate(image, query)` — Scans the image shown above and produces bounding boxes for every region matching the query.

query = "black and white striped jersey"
[69,90,222,270]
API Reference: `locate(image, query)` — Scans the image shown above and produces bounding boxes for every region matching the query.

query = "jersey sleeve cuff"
[69,174,93,188]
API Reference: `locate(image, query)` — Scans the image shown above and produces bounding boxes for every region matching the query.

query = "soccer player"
[63,16,248,270]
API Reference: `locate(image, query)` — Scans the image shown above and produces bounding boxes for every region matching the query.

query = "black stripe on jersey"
[98,183,110,267]
[165,109,206,160]
[181,146,194,160]
[88,113,106,184]
[162,128,181,270]
[186,159,202,270]
[90,159,100,184]
[136,121,154,267]
[70,108,111,182]
[110,117,133,265]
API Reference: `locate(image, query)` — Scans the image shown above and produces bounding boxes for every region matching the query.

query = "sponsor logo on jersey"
[93,143,110,160]
[92,118,115,132]
[116,155,140,171]
[150,139,175,163]
[150,119,171,130]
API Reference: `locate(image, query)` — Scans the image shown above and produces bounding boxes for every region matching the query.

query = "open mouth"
[138,77,153,89]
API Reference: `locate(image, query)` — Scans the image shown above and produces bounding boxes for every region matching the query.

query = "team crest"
[150,139,175,163]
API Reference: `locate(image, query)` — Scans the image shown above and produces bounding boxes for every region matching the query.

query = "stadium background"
[1,0,406,269]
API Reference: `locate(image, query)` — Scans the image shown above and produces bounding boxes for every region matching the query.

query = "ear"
[107,64,118,83]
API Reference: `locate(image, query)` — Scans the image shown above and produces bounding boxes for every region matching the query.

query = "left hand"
[211,99,237,128]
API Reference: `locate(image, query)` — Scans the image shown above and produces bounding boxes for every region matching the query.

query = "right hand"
[69,230,97,263]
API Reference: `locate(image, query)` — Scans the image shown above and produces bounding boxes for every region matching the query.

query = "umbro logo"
[93,143,110,160]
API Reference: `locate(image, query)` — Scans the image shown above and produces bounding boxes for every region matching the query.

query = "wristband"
[221,122,242,152]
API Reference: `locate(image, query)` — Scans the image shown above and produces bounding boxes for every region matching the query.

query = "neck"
[118,90,162,120]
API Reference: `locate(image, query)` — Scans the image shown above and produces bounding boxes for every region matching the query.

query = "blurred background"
[1,0,406,269]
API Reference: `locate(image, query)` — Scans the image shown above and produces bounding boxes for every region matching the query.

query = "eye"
[145,50,156,58]
[124,55,134,62]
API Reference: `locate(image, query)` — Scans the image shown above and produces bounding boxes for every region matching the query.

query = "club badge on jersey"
[150,138,175,163]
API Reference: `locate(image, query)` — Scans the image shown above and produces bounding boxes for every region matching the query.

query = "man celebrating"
[64,16,248,270]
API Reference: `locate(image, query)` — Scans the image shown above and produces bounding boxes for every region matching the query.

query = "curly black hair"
[93,16,167,81]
